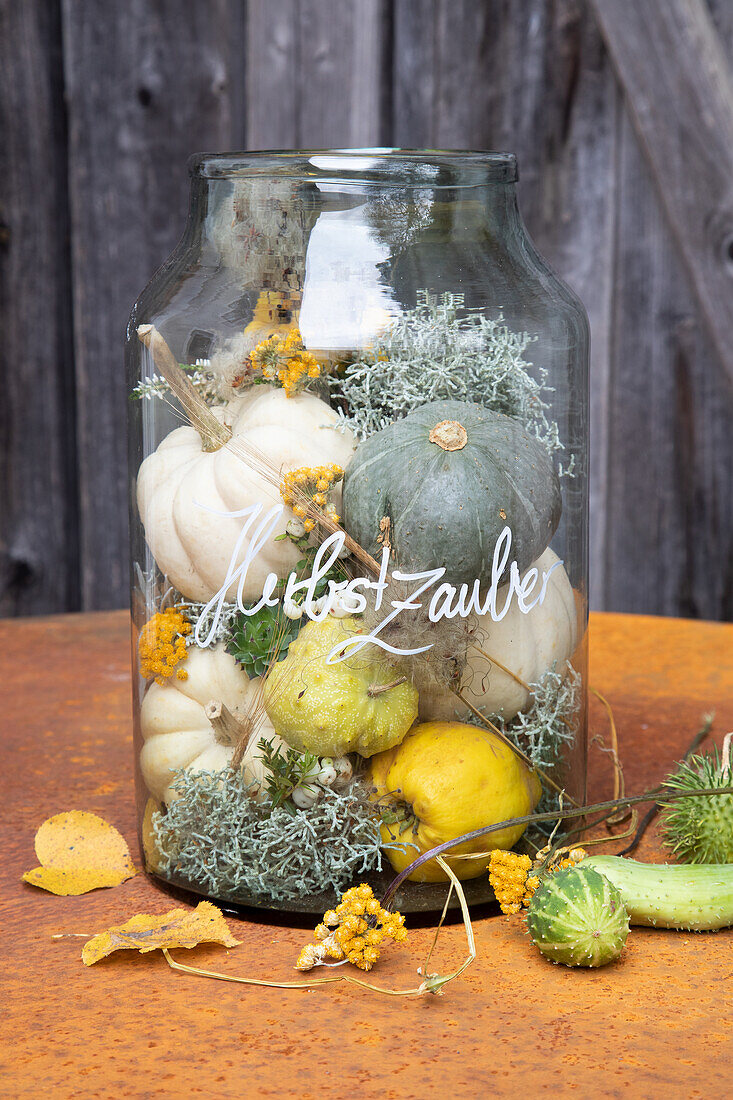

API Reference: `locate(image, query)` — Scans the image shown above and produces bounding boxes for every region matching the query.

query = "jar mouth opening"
[188,148,518,186]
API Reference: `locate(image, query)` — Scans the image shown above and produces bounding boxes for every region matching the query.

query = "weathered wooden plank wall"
[0,0,79,616]
[1,0,731,620]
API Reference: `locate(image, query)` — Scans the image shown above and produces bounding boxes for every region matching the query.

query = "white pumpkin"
[420,549,580,724]
[137,386,354,602]
[140,643,286,804]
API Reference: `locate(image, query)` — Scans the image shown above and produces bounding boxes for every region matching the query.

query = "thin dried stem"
[422,857,476,992]
[455,689,579,808]
[590,688,628,825]
[161,857,474,998]
[475,647,532,695]
[617,713,714,857]
[422,881,454,973]
[380,783,733,908]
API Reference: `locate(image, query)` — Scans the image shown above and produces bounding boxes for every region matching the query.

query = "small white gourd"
[137,386,354,602]
[420,548,580,723]
[140,643,287,804]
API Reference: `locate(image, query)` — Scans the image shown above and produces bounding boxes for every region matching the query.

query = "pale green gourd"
[584,855,733,931]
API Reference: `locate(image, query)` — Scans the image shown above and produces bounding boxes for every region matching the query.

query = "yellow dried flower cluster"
[489,846,588,915]
[280,464,344,533]
[250,328,320,396]
[296,883,407,972]
[488,850,535,914]
[138,607,192,685]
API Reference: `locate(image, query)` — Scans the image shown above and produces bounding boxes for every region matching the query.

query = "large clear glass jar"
[127,150,589,913]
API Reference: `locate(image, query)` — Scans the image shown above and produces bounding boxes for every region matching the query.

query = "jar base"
[144,864,498,918]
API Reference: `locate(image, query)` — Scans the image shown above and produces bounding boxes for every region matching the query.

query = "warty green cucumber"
[584,855,733,931]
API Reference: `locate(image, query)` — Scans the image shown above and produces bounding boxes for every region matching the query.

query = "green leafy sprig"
[257,737,321,814]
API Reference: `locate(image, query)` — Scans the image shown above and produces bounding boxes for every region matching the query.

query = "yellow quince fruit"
[263,615,418,758]
[370,721,542,882]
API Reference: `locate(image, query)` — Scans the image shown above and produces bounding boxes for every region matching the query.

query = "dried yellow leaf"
[22,866,130,896]
[22,810,136,895]
[81,901,241,966]
[35,810,135,873]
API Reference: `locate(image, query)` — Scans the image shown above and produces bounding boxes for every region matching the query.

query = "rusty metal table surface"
[1,610,732,1099]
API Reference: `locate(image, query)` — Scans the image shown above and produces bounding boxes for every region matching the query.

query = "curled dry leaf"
[23,866,132,896]
[22,811,136,896]
[82,901,241,966]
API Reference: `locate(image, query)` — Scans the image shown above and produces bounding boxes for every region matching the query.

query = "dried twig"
[380,782,733,908]
[617,714,714,856]
[161,856,473,998]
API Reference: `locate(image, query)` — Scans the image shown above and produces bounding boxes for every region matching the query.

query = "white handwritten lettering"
[190,503,563,665]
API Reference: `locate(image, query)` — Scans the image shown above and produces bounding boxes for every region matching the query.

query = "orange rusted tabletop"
[1,611,732,1098]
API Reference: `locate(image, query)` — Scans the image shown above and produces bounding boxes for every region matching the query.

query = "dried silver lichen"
[497,661,583,838]
[176,599,241,648]
[332,290,566,464]
[151,771,390,902]
[501,662,581,771]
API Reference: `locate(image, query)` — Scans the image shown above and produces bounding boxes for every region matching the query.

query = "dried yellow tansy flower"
[296,883,406,972]
[280,463,344,533]
[489,846,589,915]
[138,607,192,685]
[251,328,320,397]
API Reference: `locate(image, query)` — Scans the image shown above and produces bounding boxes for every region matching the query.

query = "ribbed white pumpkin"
[140,644,286,804]
[419,548,579,723]
[136,386,354,602]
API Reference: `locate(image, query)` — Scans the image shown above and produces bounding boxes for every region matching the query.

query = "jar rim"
[188,148,518,186]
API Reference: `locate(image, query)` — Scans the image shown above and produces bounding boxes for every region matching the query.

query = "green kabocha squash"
[342,400,561,586]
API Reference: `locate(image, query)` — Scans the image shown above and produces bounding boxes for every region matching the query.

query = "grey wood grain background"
[1,0,731,620]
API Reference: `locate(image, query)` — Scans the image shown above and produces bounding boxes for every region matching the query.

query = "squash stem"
[368,676,408,697]
[204,699,255,768]
[137,324,231,452]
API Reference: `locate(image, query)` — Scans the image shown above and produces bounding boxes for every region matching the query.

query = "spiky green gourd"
[526,866,629,967]
[660,748,733,864]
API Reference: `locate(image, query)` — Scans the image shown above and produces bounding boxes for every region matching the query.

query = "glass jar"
[127,150,589,914]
